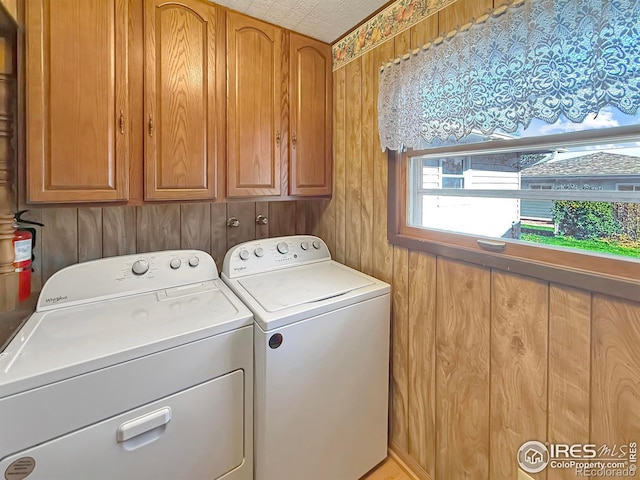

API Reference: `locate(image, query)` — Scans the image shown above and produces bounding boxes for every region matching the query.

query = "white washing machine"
[222,235,390,480]
[0,250,253,480]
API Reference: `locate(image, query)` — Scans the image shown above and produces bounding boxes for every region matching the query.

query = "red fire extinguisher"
[13,211,45,303]
[13,228,32,302]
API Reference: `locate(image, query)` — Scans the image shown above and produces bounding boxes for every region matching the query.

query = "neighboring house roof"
[522,152,640,177]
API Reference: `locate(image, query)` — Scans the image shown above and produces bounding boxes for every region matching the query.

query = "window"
[617,184,640,192]
[440,158,466,189]
[382,0,640,292]
[390,115,640,287]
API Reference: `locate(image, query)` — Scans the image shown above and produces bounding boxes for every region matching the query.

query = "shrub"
[552,201,620,240]
[613,203,640,241]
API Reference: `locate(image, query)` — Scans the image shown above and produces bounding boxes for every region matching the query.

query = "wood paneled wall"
[306,1,640,479]
[26,200,313,290]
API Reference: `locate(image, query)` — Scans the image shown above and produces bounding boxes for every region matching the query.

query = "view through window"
[408,107,640,259]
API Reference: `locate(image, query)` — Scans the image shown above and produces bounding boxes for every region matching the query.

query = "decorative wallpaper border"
[332,0,459,71]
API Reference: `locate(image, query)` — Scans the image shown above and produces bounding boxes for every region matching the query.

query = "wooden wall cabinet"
[289,33,332,196]
[226,14,332,199]
[26,0,130,203]
[25,2,331,204]
[144,0,221,201]
[226,12,283,198]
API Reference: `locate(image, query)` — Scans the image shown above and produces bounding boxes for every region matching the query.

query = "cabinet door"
[289,34,332,196]
[26,0,129,203]
[144,0,220,201]
[227,13,283,197]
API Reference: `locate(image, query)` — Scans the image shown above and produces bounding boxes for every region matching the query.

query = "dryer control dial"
[312,240,321,250]
[188,256,200,267]
[300,241,309,250]
[255,247,265,257]
[239,249,250,261]
[169,258,182,270]
[132,259,149,276]
[277,242,289,254]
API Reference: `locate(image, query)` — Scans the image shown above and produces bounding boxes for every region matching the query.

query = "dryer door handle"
[117,407,172,442]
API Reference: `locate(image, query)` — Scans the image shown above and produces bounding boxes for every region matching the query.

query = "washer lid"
[238,262,374,313]
[0,280,252,396]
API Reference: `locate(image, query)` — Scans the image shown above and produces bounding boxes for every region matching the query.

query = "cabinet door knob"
[119,111,125,135]
[291,133,297,149]
[148,115,154,137]
[275,131,281,147]
[256,214,268,225]
[227,217,240,228]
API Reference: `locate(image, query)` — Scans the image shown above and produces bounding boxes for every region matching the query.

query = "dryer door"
[0,370,246,480]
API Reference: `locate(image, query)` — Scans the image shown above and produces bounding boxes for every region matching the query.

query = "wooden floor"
[361,457,413,480]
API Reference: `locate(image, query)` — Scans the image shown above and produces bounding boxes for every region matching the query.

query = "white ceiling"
[212,0,389,43]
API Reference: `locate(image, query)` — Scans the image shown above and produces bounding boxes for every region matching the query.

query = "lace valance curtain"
[377,0,640,151]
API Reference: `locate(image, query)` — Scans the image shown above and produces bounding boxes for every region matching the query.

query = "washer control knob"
[312,240,322,250]
[277,241,289,254]
[255,247,265,257]
[169,258,181,270]
[188,256,200,267]
[239,249,250,261]
[132,259,149,276]
[301,241,309,250]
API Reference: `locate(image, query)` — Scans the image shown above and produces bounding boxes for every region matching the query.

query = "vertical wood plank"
[410,15,439,49]
[210,203,227,271]
[295,200,309,235]
[180,203,211,253]
[226,202,256,249]
[360,49,375,276]
[136,204,181,253]
[391,247,409,452]
[436,259,490,480]
[408,251,436,475]
[345,58,362,270]
[394,30,411,56]
[333,66,346,264]
[372,40,395,284]
[302,200,326,237]
[256,202,269,239]
[439,0,492,34]
[548,285,591,480]
[269,201,297,238]
[102,206,137,257]
[41,208,79,283]
[491,271,548,480]
[77,208,103,263]
[307,201,326,238]
[591,295,640,446]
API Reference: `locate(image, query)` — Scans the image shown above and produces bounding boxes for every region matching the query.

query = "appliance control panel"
[223,236,331,278]
[37,250,218,311]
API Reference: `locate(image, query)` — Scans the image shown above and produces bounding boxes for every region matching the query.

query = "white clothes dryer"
[0,250,253,480]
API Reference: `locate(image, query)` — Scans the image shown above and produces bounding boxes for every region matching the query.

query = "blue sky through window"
[518,106,640,160]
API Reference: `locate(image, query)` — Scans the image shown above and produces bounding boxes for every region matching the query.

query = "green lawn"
[522,233,640,258]
[521,223,554,232]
